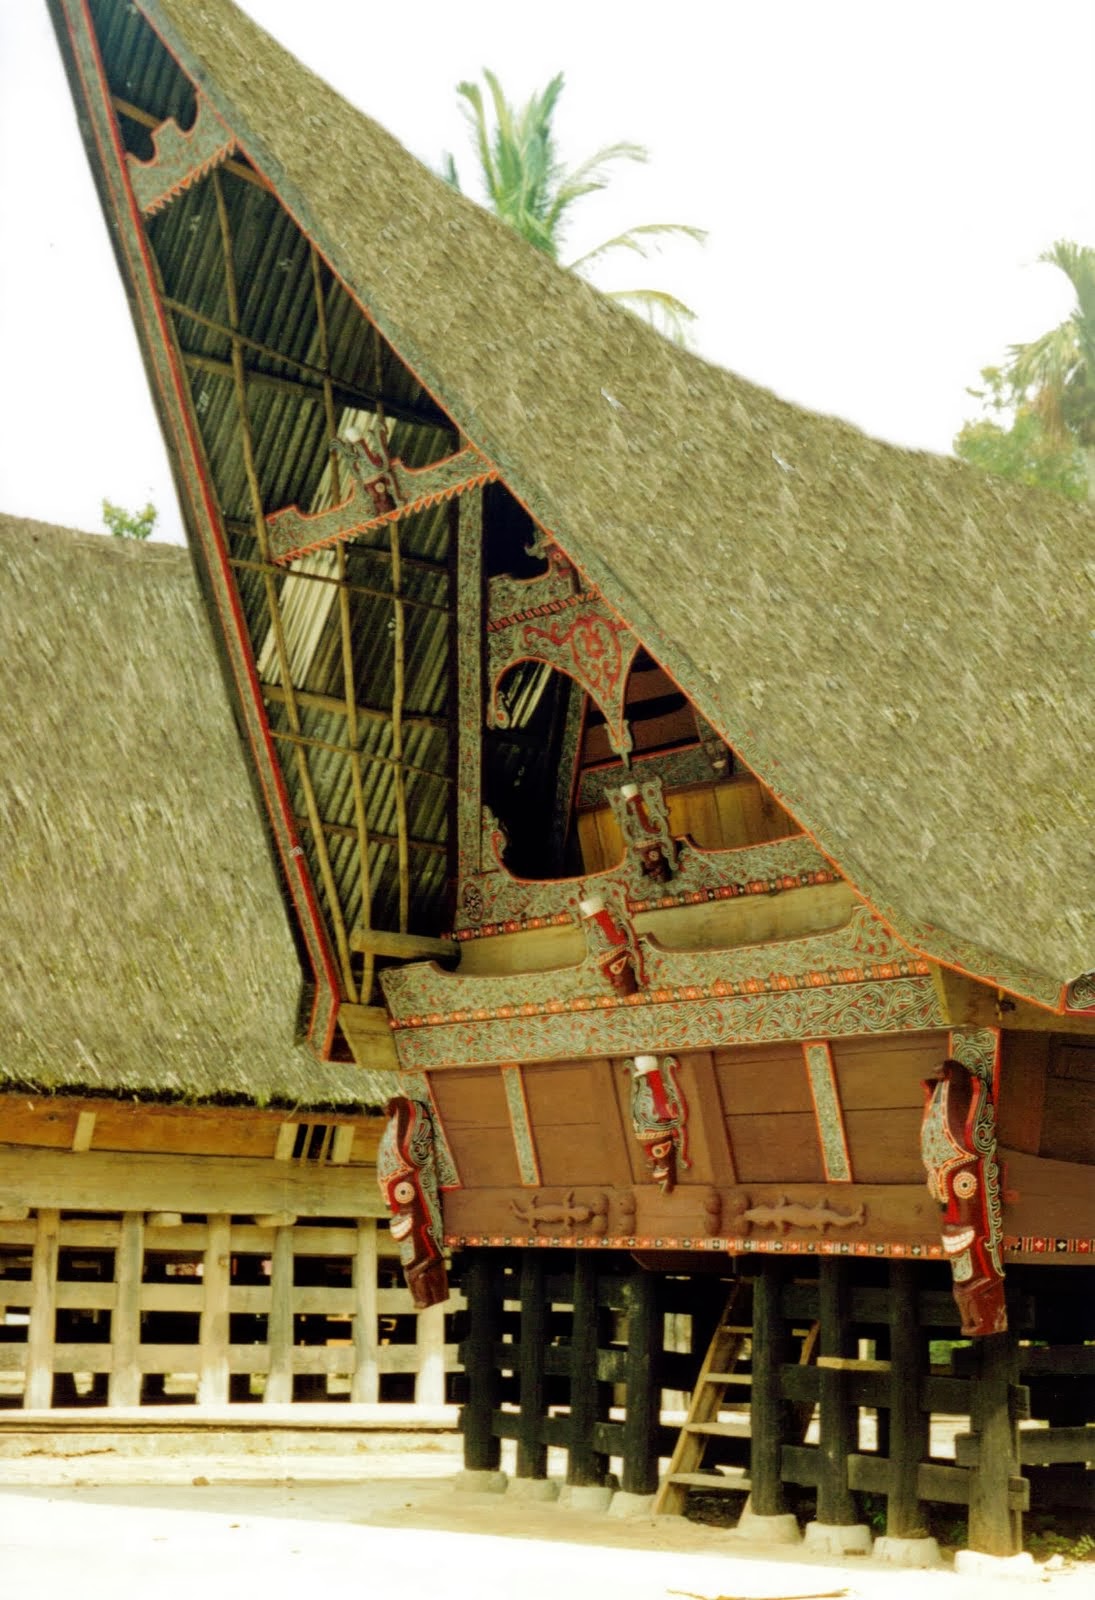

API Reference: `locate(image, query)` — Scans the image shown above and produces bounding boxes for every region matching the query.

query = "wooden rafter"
[312,243,378,1000]
[211,167,357,1002]
[293,813,446,856]
[268,726,450,785]
[388,477,410,932]
[261,682,446,733]
[228,554,448,615]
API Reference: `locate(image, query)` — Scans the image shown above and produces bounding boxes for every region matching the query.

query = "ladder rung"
[667,1471,751,1491]
[721,1324,751,1335]
[704,1371,752,1385]
[685,1420,751,1438]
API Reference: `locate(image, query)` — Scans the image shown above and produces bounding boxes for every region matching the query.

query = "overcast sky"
[2,0,1092,544]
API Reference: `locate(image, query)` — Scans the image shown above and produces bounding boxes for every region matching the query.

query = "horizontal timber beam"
[269,725,452,783]
[235,555,448,617]
[225,529,449,583]
[294,812,447,857]
[264,682,448,733]
[0,1145,386,1218]
[350,928,457,962]
[175,322,447,431]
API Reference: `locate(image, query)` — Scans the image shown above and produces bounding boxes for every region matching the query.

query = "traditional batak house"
[0,516,458,1420]
[47,0,1093,1556]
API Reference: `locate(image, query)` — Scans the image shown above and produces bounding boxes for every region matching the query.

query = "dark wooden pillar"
[516,1251,548,1479]
[749,1257,795,1516]
[566,1252,610,1487]
[620,1266,661,1495]
[460,1250,501,1472]
[816,1256,858,1525]
[968,1331,1023,1557]
[886,1260,930,1537]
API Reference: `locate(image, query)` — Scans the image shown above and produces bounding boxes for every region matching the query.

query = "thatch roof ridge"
[0,514,392,1107]
[137,4,1094,998]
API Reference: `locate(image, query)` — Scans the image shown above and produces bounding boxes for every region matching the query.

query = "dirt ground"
[0,1437,1088,1600]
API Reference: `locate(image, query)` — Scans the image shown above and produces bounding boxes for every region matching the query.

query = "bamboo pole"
[293,813,445,855]
[269,725,449,784]
[313,245,376,1000]
[263,681,447,733]
[212,168,358,1001]
[232,556,448,617]
[226,527,450,582]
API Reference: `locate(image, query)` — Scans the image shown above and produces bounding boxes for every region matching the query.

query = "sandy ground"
[0,1440,1088,1600]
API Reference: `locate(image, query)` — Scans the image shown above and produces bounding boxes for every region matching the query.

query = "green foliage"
[102,498,158,541]
[955,240,1095,499]
[444,70,705,342]
[954,368,1087,500]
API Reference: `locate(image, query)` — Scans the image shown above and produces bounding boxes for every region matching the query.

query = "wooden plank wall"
[0,1211,462,1409]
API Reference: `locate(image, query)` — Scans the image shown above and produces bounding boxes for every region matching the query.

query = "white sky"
[1,0,1092,545]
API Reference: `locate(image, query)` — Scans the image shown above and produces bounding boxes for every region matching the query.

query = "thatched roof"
[0,515,392,1107]
[72,1,1095,1004]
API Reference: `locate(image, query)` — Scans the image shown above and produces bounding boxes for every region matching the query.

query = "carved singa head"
[376,1096,448,1309]
[920,1060,1006,1338]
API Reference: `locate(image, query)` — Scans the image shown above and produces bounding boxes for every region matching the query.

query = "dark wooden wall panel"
[429,1069,522,1187]
[842,1107,923,1183]
[831,1032,946,1110]
[714,1044,811,1114]
[1041,1042,1095,1165]
[997,1033,1050,1154]
[728,1112,824,1182]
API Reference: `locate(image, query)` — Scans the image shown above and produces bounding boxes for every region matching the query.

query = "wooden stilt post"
[886,1260,929,1536]
[108,1211,144,1408]
[967,1331,1023,1557]
[25,1209,60,1410]
[516,1252,548,1479]
[816,1256,858,1525]
[461,1251,501,1472]
[566,1251,609,1487]
[415,1302,448,1407]
[750,1256,794,1516]
[351,1219,380,1404]
[264,1224,294,1404]
[621,1265,661,1496]
[198,1214,231,1407]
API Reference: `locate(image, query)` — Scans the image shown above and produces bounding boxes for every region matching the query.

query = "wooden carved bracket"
[125,93,237,215]
[266,438,497,564]
[486,545,639,758]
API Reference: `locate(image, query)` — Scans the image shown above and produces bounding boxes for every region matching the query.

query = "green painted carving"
[455,489,484,885]
[401,1071,460,1188]
[125,92,236,215]
[389,974,944,1071]
[802,1041,852,1182]
[454,799,836,939]
[948,1027,1000,1088]
[501,1066,540,1186]
[578,745,722,809]
[266,439,496,564]
[487,542,578,626]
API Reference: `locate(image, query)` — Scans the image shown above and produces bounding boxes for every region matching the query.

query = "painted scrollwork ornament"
[627,1054,690,1192]
[376,1096,449,1309]
[615,779,678,883]
[579,890,641,995]
[920,1059,1006,1337]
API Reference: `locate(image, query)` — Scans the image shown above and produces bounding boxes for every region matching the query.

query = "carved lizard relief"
[509,1190,609,1234]
[741,1194,866,1234]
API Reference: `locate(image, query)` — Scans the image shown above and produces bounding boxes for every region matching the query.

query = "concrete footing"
[954,1550,1038,1580]
[803,1520,873,1556]
[873,1535,944,1567]
[558,1483,615,1513]
[505,1476,559,1503]
[606,1490,655,1518]
[452,1468,507,1494]
[732,1503,802,1544]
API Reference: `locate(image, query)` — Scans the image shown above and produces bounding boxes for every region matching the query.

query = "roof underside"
[51,0,1094,1006]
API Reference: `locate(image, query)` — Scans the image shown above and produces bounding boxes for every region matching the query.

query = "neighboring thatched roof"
[0,515,393,1107]
[75,2,1095,1003]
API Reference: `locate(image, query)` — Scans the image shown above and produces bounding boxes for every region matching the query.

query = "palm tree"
[443,70,705,342]
[1004,240,1095,490]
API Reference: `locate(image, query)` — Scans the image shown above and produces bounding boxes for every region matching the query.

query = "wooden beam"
[264,682,447,734]
[269,725,451,785]
[25,1209,59,1410]
[242,559,448,620]
[294,812,447,858]
[337,1004,399,1070]
[198,1215,231,1406]
[349,928,457,961]
[109,1212,144,1407]
[264,1225,294,1404]
[169,308,447,430]
[351,1219,381,1403]
[0,1145,386,1218]
[225,524,449,581]
[72,1110,96,1152]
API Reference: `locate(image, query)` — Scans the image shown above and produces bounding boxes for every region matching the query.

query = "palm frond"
[606,287,698,345]
[568,222,707,275]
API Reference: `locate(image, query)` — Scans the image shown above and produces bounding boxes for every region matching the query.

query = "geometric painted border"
[444,1231,1095,1257]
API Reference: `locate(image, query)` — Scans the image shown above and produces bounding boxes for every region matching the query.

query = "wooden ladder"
[653,1278,755,1515]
